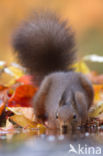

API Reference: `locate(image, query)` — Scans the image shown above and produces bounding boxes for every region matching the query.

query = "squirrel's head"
[56,90,88,133]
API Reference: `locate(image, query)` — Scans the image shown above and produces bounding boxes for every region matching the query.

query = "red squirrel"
[12,11,94,131]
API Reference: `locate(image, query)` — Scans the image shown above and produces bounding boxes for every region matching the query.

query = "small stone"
[93,124,97,127]
[77,126,81,130]
[0,135,6,140]
[40,134,46,139]
[85,132,90,137]
[100,132,103,136]
[47,135,55,142]
[58,135,64,140]
[100,125,103,130]
[98,126,101,130]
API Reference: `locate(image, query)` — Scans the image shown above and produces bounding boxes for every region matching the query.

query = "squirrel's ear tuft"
[59,90,72,107]
[59,93,65,107]
[74,91,88,122]
[59,91,66,107]
[79,74,94,108]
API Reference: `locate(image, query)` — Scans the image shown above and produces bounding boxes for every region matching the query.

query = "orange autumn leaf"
[93,84,103,101]
[8,85,38,107]
[0,85,8,91]
[8,84,38,107]
[93,84,103,93]
[87,72,103,84]
[16,75,33,85]
[0,88,8,116]
[0,100,6,116]
[12,84,38,99]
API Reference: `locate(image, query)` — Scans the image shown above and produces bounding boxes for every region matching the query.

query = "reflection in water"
[0,128,103,156]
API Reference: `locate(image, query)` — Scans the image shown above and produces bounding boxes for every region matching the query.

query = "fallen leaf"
[87,72,103,84]
[8,84,38,107]
[6,107,35,121]
[73,61,90,74]
[9,114,37,128]
[89,101,103,118]
[93,84,103,101]
[16,75,33,85]
[4,66,24,79]
[0,101,6,116]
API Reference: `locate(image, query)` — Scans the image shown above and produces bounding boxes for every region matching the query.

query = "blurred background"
[0,0,103,71]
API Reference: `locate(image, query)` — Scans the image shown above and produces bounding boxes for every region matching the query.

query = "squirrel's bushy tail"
[12,11,76,82]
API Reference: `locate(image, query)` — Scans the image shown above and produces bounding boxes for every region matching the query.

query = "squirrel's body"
[33,71,93,129]
[12,11,94,131]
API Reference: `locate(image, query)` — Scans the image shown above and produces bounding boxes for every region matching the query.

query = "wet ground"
[0,129,103,156]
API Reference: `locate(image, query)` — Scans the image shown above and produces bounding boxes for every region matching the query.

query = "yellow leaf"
[0,72,16,86]
[9,114,37,128]
[72,61,90,74]
[37,124,46,134]
[7,107,35,121]
[5,66,24,79]
[88,102,103,118]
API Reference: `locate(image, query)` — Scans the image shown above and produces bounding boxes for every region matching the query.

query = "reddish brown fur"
[12,11,94,130]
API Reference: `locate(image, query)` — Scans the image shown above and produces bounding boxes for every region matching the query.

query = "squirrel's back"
[12,11,76,84]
